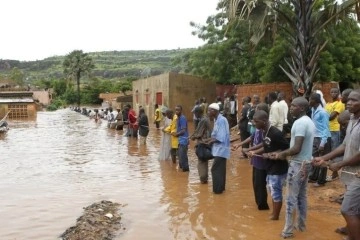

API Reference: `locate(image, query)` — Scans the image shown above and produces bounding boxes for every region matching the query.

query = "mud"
[60,201,124,240]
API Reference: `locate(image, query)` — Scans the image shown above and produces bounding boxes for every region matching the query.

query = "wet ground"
[0,109,346,239]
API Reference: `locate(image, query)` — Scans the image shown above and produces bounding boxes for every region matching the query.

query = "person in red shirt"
[127,104,138,137]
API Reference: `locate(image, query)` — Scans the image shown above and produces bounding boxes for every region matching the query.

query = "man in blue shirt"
[204,103,230,194]
[308,92,331,187]
[173,105,189,172]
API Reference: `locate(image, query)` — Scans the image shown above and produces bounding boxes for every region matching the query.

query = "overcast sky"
[1,0,220,61]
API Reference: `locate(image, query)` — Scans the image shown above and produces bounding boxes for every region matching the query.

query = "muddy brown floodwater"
[0,109,346,240]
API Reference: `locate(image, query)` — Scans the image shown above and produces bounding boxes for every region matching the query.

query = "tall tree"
[10,67,25,86]
[181,4,269,84]
[63,50,95,106]
[226,0,360,96]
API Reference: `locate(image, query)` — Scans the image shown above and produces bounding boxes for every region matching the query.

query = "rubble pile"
[60,200,124,240]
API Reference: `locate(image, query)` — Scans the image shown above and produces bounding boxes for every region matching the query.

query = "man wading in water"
[268,97,315,239]
[313,89,360,240]
[247,110,289,220]
[203,103,230,194]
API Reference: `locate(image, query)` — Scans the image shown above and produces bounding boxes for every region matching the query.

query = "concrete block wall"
[33,91,52,106]
[132,72,217,121]
[169,72,217,119]
[132,73,170,117]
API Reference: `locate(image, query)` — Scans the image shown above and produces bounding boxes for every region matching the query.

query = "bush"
[46,104,58,111]
[46,98,65,111]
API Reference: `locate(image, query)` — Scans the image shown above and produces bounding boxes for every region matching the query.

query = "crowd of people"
[232,88,360,239]
[71,87,360,239]
[71,105,150,143]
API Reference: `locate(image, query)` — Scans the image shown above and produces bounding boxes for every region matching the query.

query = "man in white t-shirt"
[277,92,289,124]
[268,92,285,132]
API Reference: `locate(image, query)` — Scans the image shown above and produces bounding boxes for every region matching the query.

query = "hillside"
[0,49,193,83]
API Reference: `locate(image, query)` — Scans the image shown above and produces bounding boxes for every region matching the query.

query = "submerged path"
[0,109,344,239]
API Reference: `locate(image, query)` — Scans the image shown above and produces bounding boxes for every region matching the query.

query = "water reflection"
[0,109,345,240]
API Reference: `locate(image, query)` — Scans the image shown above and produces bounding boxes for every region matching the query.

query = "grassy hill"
[0,49,192,84]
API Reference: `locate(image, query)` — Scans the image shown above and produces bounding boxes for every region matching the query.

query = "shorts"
[266,173,287,202]
[341,180,360,216]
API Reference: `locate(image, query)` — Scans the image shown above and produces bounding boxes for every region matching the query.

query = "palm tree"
[226,0,360,97]
[63,50,95,106]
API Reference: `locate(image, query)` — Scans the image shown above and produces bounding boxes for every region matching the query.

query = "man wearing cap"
[204,103,230,194]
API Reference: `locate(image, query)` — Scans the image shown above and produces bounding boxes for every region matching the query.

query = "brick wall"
[169,72,217,119]
[215,84,237,102]
[237,82,293,105]
[236,81,339,111]
[312,82,341,103]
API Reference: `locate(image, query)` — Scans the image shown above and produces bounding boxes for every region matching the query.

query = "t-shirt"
[289,115,315,162]
[191,117,211,141]
[340,116,360,185]
[247,105,256,121]
[239,103,250,131]
[269,101,285,131]
[250,129,269,170]
[325,100,345,131]
[154,108,162,122]
[218,101,224,113]
[223,98,231,114]
[263,126,289,175]
[211,114,230,159]
[138,113,149,137]
[177,114,189,145]
[278,100,289,124]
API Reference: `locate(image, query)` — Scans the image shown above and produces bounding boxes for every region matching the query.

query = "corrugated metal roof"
[0,91,33,98]
[0,98,34,103]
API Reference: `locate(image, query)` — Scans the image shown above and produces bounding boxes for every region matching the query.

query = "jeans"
[178,144,189,170]
[309,137,331,185]
[267,173,287,202]
[330,131,340,150]
[282,161,311,237]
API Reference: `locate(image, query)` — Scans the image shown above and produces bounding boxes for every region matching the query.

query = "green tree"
[183,7,263,84]
[53,79,68,97]
[10,67,25,86]
[33,78,53,90]
[63,50,95,106]
[62,88,78,104]
[114,80,132,95]
[226,0,360,96]
[317,19,360,82]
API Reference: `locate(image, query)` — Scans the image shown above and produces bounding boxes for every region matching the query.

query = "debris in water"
[60,200,123,240]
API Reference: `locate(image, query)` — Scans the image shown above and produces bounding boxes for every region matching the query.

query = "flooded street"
[0,109,345,240]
